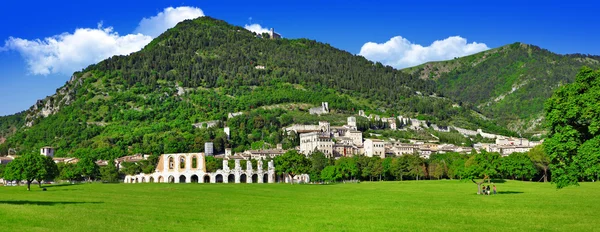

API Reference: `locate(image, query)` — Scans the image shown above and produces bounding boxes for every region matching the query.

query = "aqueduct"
[124,153,277,184]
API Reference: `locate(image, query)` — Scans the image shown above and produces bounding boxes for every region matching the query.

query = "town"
[1,102,541,185]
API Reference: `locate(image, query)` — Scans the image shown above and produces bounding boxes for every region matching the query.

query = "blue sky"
[1,0,599,116]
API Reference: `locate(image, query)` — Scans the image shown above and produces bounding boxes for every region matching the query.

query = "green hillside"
[404,42,600,132]
[0,17,513,158]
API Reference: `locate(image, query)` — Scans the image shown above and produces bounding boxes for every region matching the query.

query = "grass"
[0,180,598,231]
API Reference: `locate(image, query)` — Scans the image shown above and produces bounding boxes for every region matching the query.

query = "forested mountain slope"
[404,43,600,132]
[0,17,512,158]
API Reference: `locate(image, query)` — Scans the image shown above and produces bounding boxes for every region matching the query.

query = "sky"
[1,0,599,116]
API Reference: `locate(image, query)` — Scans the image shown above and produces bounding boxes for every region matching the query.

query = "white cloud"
[244,23,271,34]
[359,36,489,69]
[2,6,204,75]
[135,6,204,37]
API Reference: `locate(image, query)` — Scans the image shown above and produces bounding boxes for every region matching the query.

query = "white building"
[364,139,385,158]
[124,153,286,184]
[299,132,334,157]
[40,146,54,157]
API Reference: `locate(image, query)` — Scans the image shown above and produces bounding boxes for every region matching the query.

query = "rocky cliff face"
[24,75,81,127]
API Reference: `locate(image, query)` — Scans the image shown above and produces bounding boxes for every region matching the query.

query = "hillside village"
[1,101,542,185]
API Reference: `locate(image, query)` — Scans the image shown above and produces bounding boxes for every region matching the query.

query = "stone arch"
[192,156,198,169]
[228,174,235,183]
[240,174,247,183]
[168,175,175,183]
[179,175,186,183]
[191,175,199,183]
[179,156,186,169]
[168,156,175,170]
[215,174,223,183]
[134,178,139,183]
[158,176,164,183]
[203,174,210,183]
[149,176,155,183]
[263,174,268,183]
[252,174,258,183]
[141,177,145,183]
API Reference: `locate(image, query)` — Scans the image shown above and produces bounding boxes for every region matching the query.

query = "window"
[169,157,174,169]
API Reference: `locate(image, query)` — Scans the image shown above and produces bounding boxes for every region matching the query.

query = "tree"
[501,152,537,181]
[100,160,120,183]
[274,150,310,184]
[390,156,409,181]
[36,156,59,187]
[544,67,600,188]
[464,151,501,194]
[4,153,47,191]
[309,151,328,182]
[320,165,339,183]
[77,156,99,182]
[405,154,426,180]
[527,145,550,182]
[58,163,81,182]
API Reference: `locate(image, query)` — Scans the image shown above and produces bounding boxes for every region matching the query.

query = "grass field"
[0,180,599,231]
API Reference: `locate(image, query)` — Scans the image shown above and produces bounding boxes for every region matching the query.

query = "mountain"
[0,17,513,158]
[403,42,600,133]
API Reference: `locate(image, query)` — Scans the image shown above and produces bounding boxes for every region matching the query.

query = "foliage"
[100,160,120,183]
[77,156,100,182]
[0,16,518,161]
[3,153,53,190]
[545,67,600,188]
[500,152,537,180]
[274,150,310,183]
[408,43,600,131]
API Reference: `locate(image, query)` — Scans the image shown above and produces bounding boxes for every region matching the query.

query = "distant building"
[205,142,214,156]
[309,102,329,115]
[299,132,334,157]
[364,139,385,158]
[40,146,54,157]
[224,127,230,140]
[347,116,357,130]
[268,28,281,39]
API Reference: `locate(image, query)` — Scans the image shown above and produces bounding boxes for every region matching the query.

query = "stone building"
[309,102,329,115]
[299,132,334,157]
[124,153,281,184]
[364,139,385,158]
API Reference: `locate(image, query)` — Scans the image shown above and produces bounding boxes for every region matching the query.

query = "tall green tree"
[309,151,328,181]
[4,153,48,190]
[100,160,120,183]
[274,150,310,184]
[527,145,550,182]
[500,152,537,181]
[544,67,600,188]
[77,157,100,182]
[36,156,59,187]
[464,151,501,194]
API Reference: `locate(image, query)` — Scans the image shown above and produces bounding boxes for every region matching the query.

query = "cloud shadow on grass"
[0,201,103,206]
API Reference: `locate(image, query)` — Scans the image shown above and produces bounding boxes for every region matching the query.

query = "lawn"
[0,180,598,231]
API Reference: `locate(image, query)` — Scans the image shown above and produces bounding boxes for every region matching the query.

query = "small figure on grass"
[486,185,491,195]
[493,185,497,195]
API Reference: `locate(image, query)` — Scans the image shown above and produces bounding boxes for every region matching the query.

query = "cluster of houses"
[1,102,543,184]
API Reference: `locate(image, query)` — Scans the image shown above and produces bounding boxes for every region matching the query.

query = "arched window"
[169,157,175,169]
[180,157,186,169]
[192,156,198,169]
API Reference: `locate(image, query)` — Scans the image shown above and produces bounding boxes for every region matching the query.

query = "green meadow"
[0,180,598,231]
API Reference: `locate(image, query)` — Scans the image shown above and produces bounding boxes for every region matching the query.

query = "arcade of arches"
[123,153,299,184]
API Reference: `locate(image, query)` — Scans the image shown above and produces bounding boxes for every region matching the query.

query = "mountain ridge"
[402,42,600,133]
[0,16,511,157]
